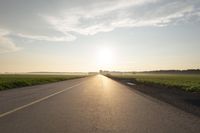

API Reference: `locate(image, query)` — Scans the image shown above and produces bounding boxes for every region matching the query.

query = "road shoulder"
[108,77,200,117]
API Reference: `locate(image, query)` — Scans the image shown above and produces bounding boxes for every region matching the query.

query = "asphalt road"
[0,75,199,133]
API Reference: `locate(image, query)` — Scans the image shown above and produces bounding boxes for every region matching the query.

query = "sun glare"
[96,48,114,69]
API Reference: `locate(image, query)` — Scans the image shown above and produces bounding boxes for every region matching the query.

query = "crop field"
[0,74,87,91]
[107,73,200,92]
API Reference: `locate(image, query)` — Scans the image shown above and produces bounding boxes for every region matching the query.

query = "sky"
[0,0,200,72]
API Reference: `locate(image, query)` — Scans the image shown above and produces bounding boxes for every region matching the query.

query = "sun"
[96,47,114,69]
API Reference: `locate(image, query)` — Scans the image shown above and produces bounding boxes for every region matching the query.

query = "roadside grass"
[0,74,87,91]
[106,73,200,92]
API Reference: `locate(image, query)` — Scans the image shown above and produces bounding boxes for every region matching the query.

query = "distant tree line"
[99,69,200,75]
[139,69,200,74]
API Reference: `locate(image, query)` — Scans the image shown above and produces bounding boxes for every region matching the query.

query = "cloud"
[43,0,200,38]
[17,33,76,42]
[43,0,158,35]
[0,0,199,43]
[0,36,21,54]
[0,29,21,53]
[0,29,10,36]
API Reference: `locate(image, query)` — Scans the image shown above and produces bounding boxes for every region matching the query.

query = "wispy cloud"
[0,29,10,36]
[0,36,21,54]
[0,29,21,53]
[17,33,76,42]
[0,0,199,44]
[43,0,199,38]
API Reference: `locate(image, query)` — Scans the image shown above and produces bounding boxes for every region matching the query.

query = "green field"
[0,74,87,91]
[106,73,200,92]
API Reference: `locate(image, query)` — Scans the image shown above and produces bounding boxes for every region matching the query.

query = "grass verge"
[106,73,200,92]
[0,74,87,91]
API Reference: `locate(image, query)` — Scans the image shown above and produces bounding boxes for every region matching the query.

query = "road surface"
[0,75,199,133]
